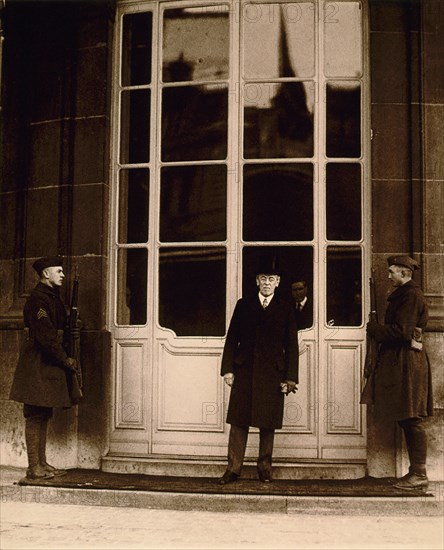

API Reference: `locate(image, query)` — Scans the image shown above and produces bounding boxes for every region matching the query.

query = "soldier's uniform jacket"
[10,282,73,408]
[373,280,433,421]
[221,294,299,429]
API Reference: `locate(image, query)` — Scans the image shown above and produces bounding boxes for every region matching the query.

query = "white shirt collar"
[259,293,274,306]
[297,297,308,308]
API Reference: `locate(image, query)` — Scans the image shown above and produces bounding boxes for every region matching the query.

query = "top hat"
[256,253,281,275]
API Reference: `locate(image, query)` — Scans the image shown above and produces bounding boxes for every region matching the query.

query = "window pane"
[117,248,148,325]
[122,12,152,86]
[120,89,150,164]
[326,163,361,241]
[162,6,229,82]
[243,164,313,241]
[159,247,226,336]
[243,82,314,159]
[118,169,149,244]
[243,246,314,328]
[161,85,228,162]
[160,165,226,242]
[244,3,315,79]
[326,247,362,326]
[324,2,362,77]
[326,82,361,158]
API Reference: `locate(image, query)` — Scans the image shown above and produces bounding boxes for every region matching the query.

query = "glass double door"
[110,1,368,462]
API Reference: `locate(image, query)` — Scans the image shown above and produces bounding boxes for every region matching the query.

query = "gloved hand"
[64,357,79,372]
[224,373,234,387]
[285,380,297,394]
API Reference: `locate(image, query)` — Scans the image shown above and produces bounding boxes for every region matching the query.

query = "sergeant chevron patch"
[37,308,48,319]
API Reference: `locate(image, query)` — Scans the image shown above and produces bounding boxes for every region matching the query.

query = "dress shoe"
[393,473,428,491]
[219,471,239,485]
[258,472,272,483]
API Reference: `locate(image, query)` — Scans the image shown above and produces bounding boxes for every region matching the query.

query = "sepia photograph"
[0,1,443,548]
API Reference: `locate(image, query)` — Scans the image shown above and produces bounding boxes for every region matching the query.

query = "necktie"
[298,303,302,312]
[263,298,268,310]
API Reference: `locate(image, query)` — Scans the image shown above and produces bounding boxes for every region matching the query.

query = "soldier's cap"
[387,255,420,270]
[32,256,64,274]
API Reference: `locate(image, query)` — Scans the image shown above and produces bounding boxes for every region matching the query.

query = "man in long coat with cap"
[367,255,433,490]
[10,257,80,480]
[219,255,299,484]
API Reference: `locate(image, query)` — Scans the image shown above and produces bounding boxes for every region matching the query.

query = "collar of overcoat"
[387,279,417,302]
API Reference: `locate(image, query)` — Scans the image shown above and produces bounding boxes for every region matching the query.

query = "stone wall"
[368,0,443,479]
[0,1,114,469]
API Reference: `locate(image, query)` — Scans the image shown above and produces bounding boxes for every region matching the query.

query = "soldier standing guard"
[10,257,81,480]
[366,255,433,490]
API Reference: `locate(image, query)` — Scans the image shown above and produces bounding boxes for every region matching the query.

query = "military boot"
[394,463,428,491]
[25,416,54,480]
[39,418,67,477]
[394,473,429,491]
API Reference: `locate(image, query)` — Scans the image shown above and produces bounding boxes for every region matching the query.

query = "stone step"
[102,455,367,480]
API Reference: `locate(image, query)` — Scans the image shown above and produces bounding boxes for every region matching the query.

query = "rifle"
[360,274,378,404]
[67,266,83,401]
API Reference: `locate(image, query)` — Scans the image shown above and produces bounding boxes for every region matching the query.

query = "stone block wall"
[368,0,443,480]
[0,1,114,469]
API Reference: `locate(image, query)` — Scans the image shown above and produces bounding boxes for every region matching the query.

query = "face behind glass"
[256,274,280,297]
[291,282,307,303]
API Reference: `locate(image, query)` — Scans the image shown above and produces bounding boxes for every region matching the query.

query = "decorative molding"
[115,340,146,429]
[157,342,224,433]
[327,341,362,434]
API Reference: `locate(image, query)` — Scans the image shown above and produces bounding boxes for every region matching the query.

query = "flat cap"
[387,255,420,270]
[32,256,64,274]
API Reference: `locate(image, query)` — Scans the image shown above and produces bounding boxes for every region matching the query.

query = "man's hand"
[224,373,234,387]
[64,357,79,372]
[285,380,298,394]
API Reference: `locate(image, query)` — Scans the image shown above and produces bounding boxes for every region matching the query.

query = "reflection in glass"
[160,165,226,242]
[326,247,362,326]
[117,248,148,325]
[120,89,150,164]
[162,6,229,82]
[118,169,149,244]
[161,85,228,162]
[326,163,361,241]
[324,2,362,77]
[326,82,361,158]
[121,12,152,86]
[243,246,313,325]
[159,247,226,336]
[243,82,314,159]
[243,4,314,159]
[243,164,313,241]
[244,3,315,79]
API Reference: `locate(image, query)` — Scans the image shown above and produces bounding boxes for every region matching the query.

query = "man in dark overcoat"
[10,257,80,480]
[219,256,299,484]
[367,255,433,490]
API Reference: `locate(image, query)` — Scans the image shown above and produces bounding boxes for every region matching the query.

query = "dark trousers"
[398,416,427,474]
[227,424,275,477]
[23,404,53,469]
